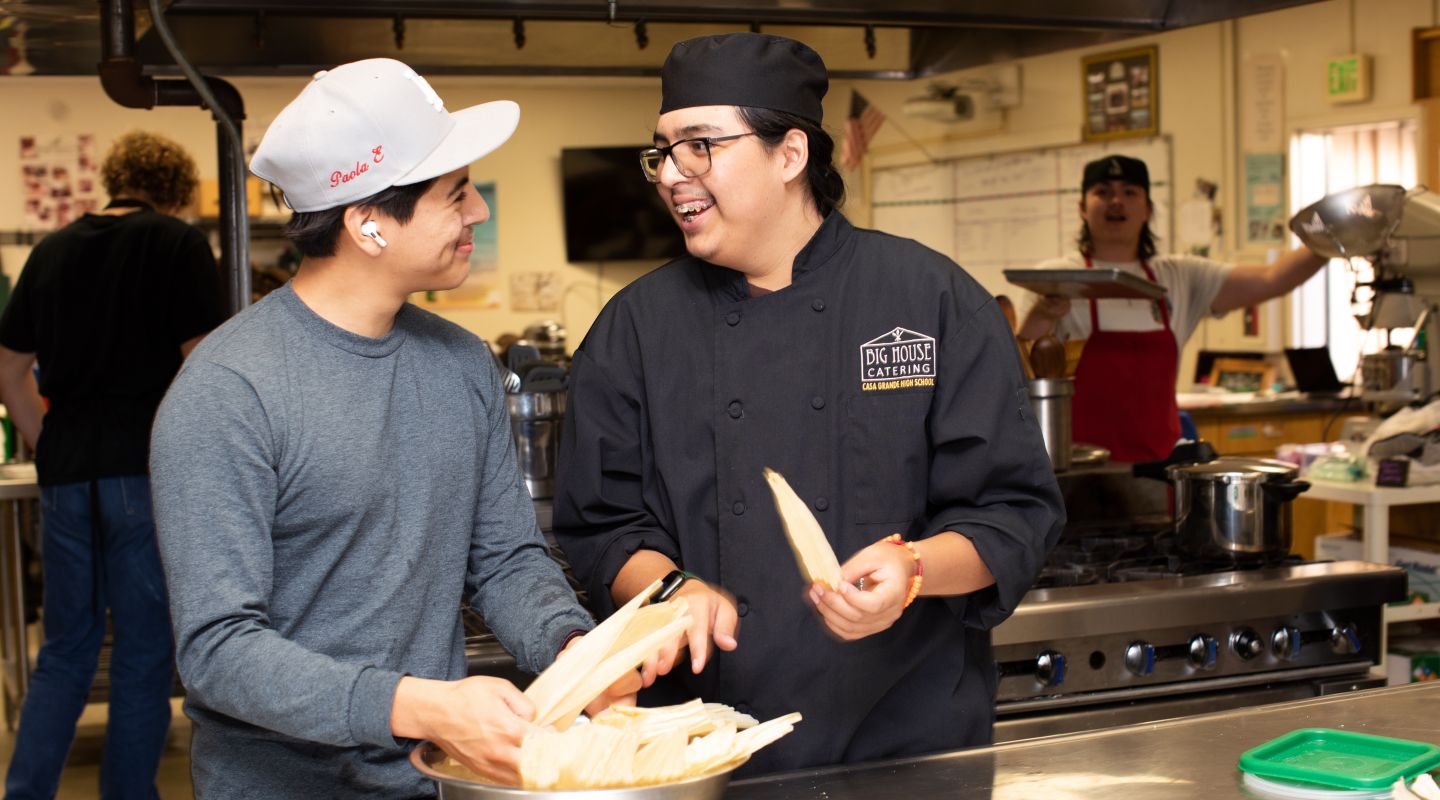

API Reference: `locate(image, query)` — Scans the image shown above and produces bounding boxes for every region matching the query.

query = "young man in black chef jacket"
[553,32,1066,776]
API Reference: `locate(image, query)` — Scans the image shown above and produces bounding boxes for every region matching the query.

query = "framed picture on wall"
[1081,46,1159,141]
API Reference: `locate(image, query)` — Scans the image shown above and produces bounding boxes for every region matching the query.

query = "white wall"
[842,0,1438,389]
[3,0,1438,363]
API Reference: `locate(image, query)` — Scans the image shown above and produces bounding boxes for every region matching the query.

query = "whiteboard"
[871,137,1173,299]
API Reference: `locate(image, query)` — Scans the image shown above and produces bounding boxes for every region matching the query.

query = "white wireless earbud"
[360,220,388,248]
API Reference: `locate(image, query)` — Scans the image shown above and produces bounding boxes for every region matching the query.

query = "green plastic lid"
[1238,728,1440,790]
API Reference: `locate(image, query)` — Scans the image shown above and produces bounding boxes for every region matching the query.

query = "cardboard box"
[1387,638,1440,685]
[1315,531,1440,604]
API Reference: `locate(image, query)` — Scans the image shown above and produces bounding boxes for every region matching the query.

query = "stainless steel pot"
[506,391,565,499]
[410,741,734,800]
[1166,457,1310,559]
[1028,377,1073,472]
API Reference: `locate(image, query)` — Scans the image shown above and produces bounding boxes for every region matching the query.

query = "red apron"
[1072,257,1181,463]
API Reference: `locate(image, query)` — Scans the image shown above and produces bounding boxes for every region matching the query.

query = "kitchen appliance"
[1291,185,1440,409]
[521,320,568,364]
[991,465,1404,743]
[506,391,565,499]
[1166,456,1310,560]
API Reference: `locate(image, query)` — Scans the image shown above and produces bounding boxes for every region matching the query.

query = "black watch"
[648,569,697,603]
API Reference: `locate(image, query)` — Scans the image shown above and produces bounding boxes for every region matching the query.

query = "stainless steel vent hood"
[2,0,1326,78]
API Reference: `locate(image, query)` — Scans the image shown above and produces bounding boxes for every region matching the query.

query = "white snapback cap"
[251,58,519,213]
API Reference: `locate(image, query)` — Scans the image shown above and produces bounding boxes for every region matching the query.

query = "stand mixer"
[1291,185,1440,409]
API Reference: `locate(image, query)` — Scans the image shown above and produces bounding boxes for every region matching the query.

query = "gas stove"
[992,515,1405,741]
[1032,517,1305,588]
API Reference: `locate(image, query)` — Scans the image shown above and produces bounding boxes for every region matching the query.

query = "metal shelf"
[1386,601,1440,624]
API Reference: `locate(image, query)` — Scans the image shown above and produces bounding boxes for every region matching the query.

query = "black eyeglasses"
[639,132,756,183]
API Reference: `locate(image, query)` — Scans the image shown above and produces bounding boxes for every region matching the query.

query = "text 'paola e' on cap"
[251,58,518,213]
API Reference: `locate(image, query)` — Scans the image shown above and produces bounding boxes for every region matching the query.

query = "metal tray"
[1003,268,1167,300]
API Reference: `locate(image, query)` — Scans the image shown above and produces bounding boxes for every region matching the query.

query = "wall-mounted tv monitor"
[561,146,686,263]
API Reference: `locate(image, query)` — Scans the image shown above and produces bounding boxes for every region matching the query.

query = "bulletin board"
[870,137,1172,299]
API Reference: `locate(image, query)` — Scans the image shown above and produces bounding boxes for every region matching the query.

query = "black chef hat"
[1082,155,1150,194]
[660,33,828,123]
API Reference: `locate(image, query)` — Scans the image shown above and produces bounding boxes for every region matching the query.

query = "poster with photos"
[19,134,100,230]
[1081,46,1159,142]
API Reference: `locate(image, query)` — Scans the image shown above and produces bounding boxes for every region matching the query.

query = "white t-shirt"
[1016,253,1234,349]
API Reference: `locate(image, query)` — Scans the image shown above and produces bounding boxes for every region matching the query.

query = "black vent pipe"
[98,0,251,316]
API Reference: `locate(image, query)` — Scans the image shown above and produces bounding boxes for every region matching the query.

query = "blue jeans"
[5,476,173,800]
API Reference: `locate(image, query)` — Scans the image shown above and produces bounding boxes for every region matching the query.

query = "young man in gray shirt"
[150,59,636,798]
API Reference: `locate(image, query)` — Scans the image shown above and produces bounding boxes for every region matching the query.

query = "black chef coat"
[553,212,1064,776]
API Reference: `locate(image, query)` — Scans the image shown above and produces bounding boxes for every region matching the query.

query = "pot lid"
[1166,456,1300,483]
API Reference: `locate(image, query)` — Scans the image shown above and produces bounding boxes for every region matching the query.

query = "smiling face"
[373,166,488,293]
[652,105,792,271]
[1080,179,1152,256]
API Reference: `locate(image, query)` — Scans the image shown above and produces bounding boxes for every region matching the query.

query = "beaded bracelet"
[881,533,923,608]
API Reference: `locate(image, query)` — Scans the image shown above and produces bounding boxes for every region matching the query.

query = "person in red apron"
[1018,155,1328,461]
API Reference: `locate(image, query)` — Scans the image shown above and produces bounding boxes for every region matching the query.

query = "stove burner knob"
[1272,626,1302,661]
[1232,629,1263,660]
[1125,641,1156,676]
[1330,625,1362,655]
[1188,634,1218,670]
[1035,650,1066,687]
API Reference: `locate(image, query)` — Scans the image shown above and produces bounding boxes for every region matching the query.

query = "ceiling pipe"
[98,0,251,316]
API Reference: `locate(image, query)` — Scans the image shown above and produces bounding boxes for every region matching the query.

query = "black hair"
[1077,202,1159,259]
[736,106,846,217]
[284,177,438,259]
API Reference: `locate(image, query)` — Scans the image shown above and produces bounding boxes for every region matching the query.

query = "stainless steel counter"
[728,682,1440,799]
[0,463,39,729]
[1180,393,1358,419]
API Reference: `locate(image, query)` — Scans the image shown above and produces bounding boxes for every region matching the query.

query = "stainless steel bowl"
[1288,184,1408,259]
[410,741,735,800]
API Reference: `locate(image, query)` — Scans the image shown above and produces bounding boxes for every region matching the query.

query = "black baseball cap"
[1082,155,1149,194]
[659,33,828,124]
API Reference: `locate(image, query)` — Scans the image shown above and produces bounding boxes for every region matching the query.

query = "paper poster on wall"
[422,181,503,308]
[511,271,561,312]
[1080,46,1158,142]
[19,133,99,230]
[1244,153,1286,244]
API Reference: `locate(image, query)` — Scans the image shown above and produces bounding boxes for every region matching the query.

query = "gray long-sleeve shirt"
[150,284,592,798]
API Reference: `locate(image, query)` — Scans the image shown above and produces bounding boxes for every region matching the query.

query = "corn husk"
[764,467,843,589]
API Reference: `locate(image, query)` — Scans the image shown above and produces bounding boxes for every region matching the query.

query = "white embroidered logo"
[860,327,937,391]
[401,67,446,113]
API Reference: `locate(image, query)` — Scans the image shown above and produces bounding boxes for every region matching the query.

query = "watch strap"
[648,569,697,603]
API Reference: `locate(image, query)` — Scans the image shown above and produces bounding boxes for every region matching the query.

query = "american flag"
[840,90,885,171]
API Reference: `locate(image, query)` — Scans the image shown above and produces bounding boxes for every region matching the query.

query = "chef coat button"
[727,400,743,419]
[811,298,825,312]
[810,396,825,410]
[726,311,741,326]
[737,600,750,617]
[814,497,829,511]
[732,501,746,516]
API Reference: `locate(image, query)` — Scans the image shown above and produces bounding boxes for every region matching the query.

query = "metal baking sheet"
[1003,268,1168,300]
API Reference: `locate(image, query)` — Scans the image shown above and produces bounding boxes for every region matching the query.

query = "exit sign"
[1327,53,1372,103]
